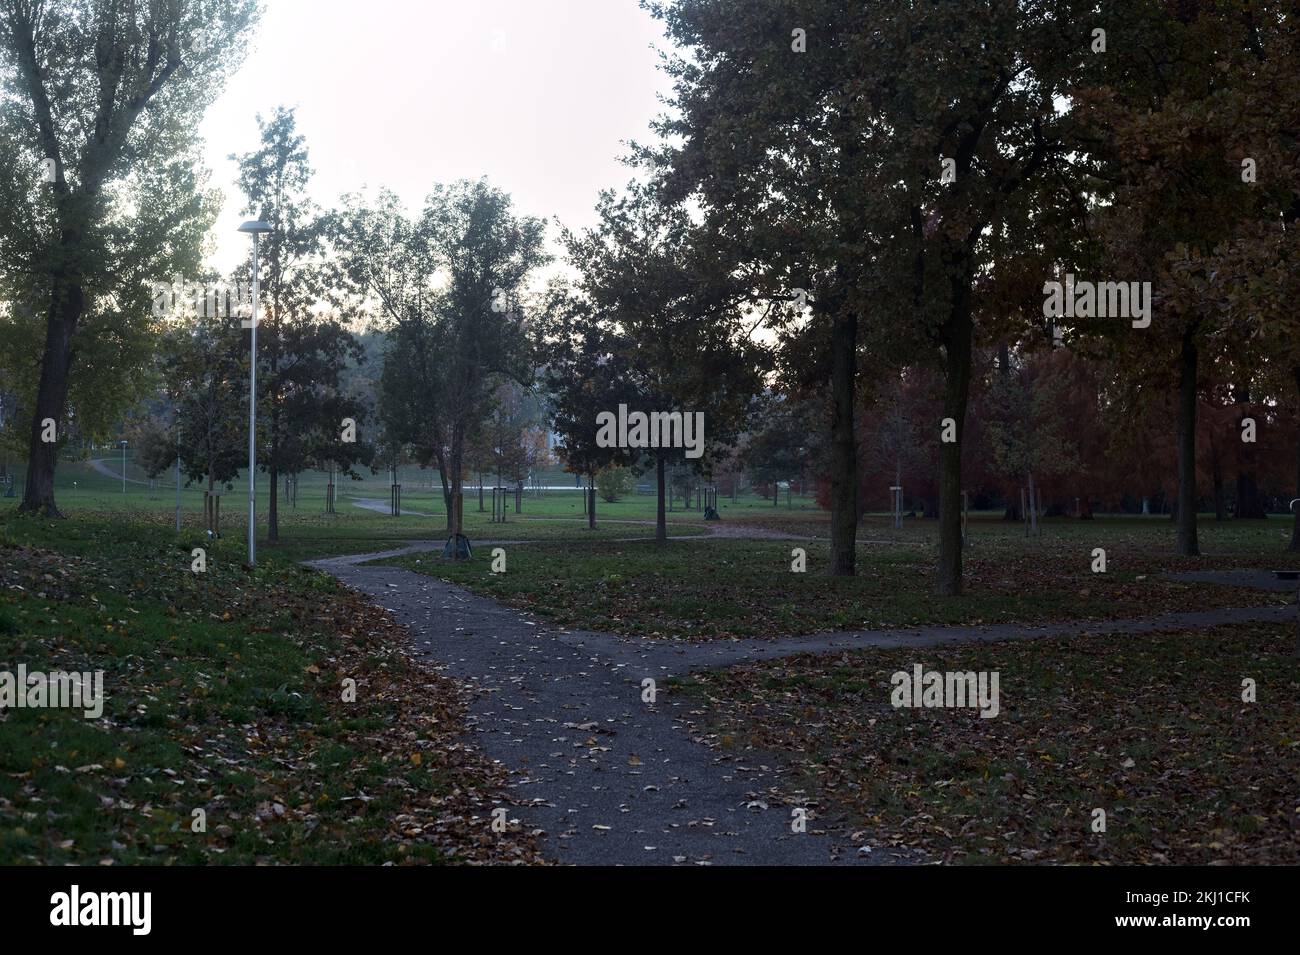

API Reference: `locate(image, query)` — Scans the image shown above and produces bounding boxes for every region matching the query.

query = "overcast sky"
[199,0,676,274]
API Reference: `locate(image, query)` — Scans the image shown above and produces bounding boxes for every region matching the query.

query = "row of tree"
[571,0,1300,594]
[129,110,555,544]
[4,1,1298,597]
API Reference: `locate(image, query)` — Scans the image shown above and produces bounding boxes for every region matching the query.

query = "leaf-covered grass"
[0,512,541,865]
[379,517,1291,639]
[672,622,1300,864]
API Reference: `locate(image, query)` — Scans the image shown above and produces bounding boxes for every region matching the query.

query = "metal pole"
[247,231,260,566]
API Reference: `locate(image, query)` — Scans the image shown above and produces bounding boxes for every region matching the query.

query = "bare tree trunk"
[1175,326,1200,556]
[655,455,667,547]
[1027,470,1039,536]
[1290,366,1300,552]
[997,344,1019,522]
[206,471,215,533]
[268,464,279,543]
[1210,432,1226,521]
[588,472,596,530]
[1236,470,1267,519]
[435,458,452,532]
[829,309,858,576]
[448,433,467,557]
[937,290,973,595]
[1234,383,1267,519]
[21,278,84,517]
[263,380,277,540]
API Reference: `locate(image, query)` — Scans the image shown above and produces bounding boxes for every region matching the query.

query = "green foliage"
[0,0,261,510]
[984,353,1081,485]
[161,313,246,490]
[745,398,814,490]
[126,410,176,480]
[596,465,633,503]
[565,182,767,476]
[334,180,548,518]
[537,280,639,478]
[229,108,371,534]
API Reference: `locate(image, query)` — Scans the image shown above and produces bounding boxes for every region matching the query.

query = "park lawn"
[670,621,1300,864]
[0,511,542,865]
[378,518,1293,640]
[259,507,713,563]
[16,456,715,563]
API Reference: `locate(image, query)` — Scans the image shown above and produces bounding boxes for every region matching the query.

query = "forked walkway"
[308,543,1291,866]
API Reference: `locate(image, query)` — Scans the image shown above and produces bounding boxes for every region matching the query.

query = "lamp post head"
[237,219,273,235]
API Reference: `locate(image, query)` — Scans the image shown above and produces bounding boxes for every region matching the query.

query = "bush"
[596,466,633,502]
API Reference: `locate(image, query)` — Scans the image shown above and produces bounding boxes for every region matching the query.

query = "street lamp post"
[238,218,273,566]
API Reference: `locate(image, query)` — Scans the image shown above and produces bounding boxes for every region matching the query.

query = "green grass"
[2,455,731,562]
[4,461,1293,866]
[378,516,1292,639]
[0,511,538,865]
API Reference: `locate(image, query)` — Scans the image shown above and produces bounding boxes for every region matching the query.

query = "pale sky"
[199,0,676,274]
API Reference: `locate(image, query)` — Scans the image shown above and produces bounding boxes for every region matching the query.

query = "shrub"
[596,466,633,502]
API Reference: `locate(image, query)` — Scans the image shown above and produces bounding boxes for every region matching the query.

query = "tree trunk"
[587,473,596,530]
[449,438,466,557]
[206,471,215,533]
[1026,470,1039,536]
[21,280,84,517]
[1211,439,1226,522]
[1236,471,1267,519]
[436,460,452,532]
[655,455,667,547]
[937,292,973,595]
[1290,366,1300,552]
[1175,326,1200,556]
[828,310,858,576]
[1234,384,1267,519]
[268,464,279,543]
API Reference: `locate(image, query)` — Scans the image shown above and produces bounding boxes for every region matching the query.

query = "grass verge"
[0,512,541,865]
[379,524,1289,640]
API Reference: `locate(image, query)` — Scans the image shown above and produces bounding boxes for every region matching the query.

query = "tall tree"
[336,181,546,556]
[1076,0,1296,554]
[745,397,814,508]
[232,107,368,543]
[984,349,1081,532]
[0,0,259,515]
[160,312,246,530]
[643,0,1087,592]
[537,281,638,530]
[567,183,765,545]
